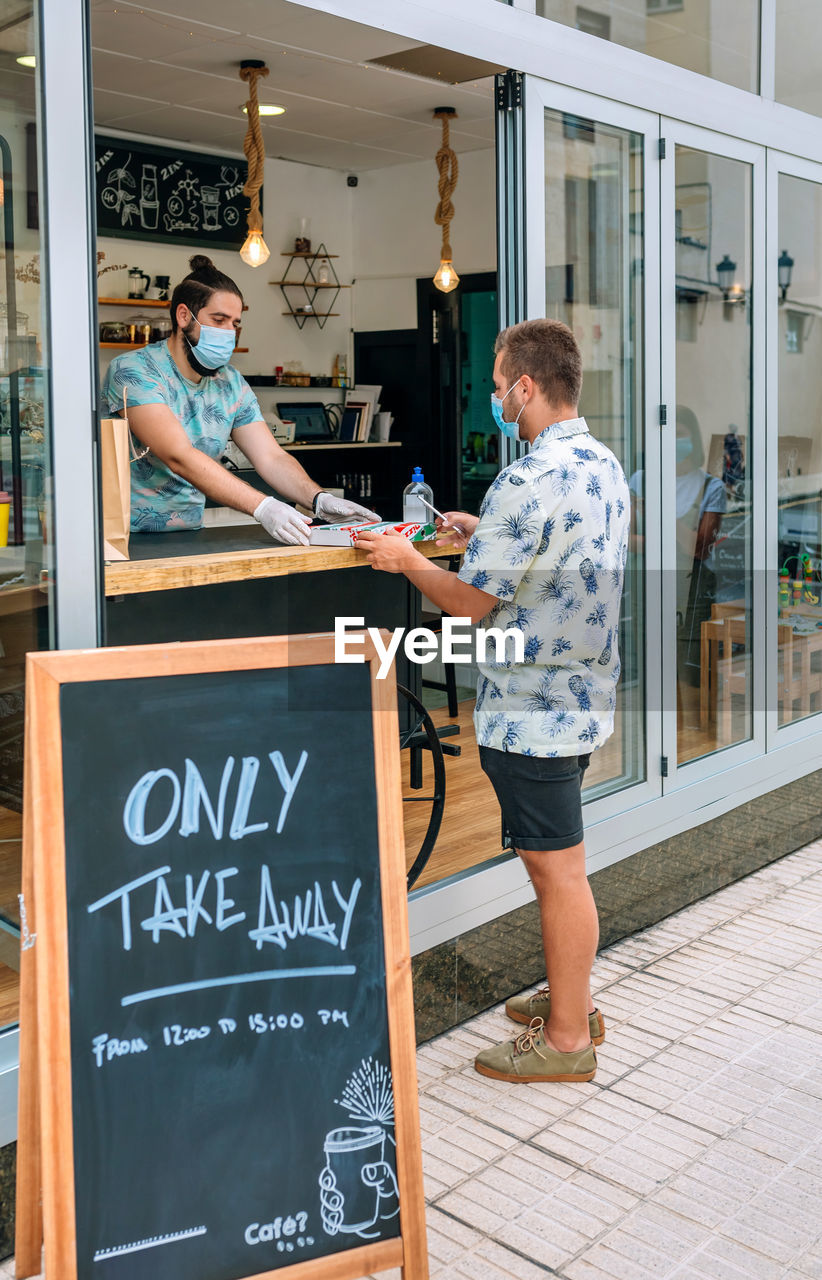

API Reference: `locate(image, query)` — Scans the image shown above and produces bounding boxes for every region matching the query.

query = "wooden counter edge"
[104,539,455,597]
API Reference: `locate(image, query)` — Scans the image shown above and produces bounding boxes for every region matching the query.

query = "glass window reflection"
[670,147,753,763]
[776,2,822,119]
[535,0,759,94]
[544,109,646,797]
[777,173,822,726]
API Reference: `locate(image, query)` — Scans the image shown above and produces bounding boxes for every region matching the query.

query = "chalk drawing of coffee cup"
[319,1126,398,1237]
[200,186,221,231]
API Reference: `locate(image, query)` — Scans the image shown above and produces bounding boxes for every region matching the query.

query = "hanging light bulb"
[433,258,459,293]
[432,108,460,294]
[238,60,270,269]
[240,228,270,267]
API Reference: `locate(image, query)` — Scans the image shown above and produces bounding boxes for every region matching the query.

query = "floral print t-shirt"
[458,417,631,757]
[101,341,262,531]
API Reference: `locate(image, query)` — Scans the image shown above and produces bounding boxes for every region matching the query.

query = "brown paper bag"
[100,414,131,561]
[101,386,147,561]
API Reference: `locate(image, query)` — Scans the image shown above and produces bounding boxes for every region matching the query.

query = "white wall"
[351,148,496,331]
[97,151,355,390]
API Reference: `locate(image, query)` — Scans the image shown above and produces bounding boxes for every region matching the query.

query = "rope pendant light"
[432,107,459,293]
[239,60,270,267]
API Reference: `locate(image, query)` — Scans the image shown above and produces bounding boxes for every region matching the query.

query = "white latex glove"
[253,496,313,547]
[314,492,380,524]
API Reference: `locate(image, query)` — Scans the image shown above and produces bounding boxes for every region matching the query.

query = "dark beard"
[182,322,219,378]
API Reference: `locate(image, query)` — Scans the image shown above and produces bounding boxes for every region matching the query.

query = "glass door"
[660,121,765,787]
[0,1,57,1032]
[524,81,662,814]
[767,151,822,746]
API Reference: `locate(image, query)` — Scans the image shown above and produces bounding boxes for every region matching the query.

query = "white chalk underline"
[120,964,357,1007]
[94,1225,207,1260]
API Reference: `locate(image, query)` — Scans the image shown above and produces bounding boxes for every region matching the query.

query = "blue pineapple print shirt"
[102,340,262,532]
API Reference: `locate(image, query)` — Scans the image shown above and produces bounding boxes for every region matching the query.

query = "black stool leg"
[445,658,458,718]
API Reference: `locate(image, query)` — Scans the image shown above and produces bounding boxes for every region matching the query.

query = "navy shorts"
[479,747,591,852]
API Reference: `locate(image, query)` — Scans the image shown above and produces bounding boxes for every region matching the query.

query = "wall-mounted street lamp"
[778,248,794,302]
[716,254,737,300]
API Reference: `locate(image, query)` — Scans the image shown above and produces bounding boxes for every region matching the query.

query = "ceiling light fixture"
[432,107,459,294]
[242,103,285,117]
[16,55,36,68]
[238,60,270,269]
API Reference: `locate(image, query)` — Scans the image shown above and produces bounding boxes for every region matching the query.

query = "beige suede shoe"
[475,1017,597,1083]
[506,987,605,1045]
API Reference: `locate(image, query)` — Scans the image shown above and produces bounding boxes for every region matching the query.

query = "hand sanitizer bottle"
[403,467,433,523]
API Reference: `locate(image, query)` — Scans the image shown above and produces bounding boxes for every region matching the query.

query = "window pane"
[0,3,55,1028]
[536,1,760,94]
[544,109,646,798]
[776,2,822,117]
[777,173,822,726]
[673,147,753,764]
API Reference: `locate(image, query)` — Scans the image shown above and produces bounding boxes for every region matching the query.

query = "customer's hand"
[435,511,478,551]
[314,493,380,524]
[354,528,419,574]
[253,496,313,547]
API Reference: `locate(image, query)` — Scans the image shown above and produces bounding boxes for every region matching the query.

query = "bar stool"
[420,554,461,718]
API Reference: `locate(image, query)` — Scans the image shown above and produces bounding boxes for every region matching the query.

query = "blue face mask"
[491,377,524,439]
[676,436,693,463]
[185,315,236,370]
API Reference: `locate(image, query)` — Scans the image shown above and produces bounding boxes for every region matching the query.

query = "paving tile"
[600,1207,698,1265]
[493,1219,583,1272]
[460,1239,556,1279]
[695,1234,787,1279]
[435,1188,509,1234]
[793,1251,822,1279]
[563,1241,667,1280]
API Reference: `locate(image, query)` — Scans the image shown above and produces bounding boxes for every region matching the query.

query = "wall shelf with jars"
[97,296,249,352]
[272,244,349,330]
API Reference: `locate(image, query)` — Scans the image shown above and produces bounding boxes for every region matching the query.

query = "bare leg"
[518,841,599,1053]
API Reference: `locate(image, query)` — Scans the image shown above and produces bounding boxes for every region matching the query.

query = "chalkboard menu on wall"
[16,636,427,1280]
[95,133,254,250]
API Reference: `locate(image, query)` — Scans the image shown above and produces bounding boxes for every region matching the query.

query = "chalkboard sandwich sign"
[16,633,427,1280]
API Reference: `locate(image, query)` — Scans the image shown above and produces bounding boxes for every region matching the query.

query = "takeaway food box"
[309,520,436,547]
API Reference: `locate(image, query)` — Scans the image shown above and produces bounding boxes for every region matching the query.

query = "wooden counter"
[105,526,448,597]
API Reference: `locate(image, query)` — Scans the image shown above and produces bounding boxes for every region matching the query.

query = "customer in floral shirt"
[357,319,630,1085]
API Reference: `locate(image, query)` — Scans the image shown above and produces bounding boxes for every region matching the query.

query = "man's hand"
[354,528,420,573]
[314,493,380,524]
[253,496,313,547]
[434,511,478,551]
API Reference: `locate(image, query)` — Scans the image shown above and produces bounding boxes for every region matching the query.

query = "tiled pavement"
[6,839,822,1280]
[368,839,822,1280]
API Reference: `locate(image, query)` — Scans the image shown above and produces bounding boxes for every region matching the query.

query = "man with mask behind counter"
[101,255,379,544]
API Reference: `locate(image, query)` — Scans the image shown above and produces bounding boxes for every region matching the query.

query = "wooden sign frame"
[16,632,427,1280]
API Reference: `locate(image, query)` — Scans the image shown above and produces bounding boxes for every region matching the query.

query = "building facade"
[0,0,821,1193]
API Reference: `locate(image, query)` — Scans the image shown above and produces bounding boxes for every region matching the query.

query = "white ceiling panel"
[90,0,499,171]
[99,0,423,62]
[90,9,222,61]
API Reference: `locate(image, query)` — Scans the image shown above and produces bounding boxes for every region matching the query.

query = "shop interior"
[0,0,513,1025]
[87,0,513,898]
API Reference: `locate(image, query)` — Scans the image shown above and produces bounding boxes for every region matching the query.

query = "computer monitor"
[275,402,334,442]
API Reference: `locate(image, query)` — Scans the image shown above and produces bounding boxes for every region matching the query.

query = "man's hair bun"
[188,254,216,276]
[168,256,244,333]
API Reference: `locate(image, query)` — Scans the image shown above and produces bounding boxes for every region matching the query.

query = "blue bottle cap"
[412,467,424,481]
